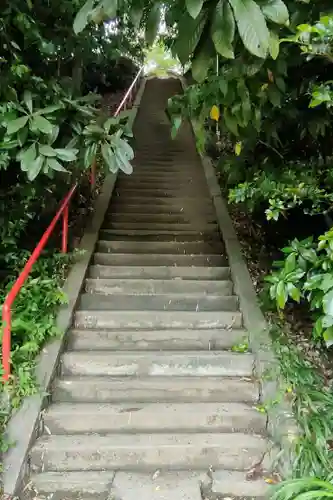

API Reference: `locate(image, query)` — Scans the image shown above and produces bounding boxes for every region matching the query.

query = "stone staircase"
[27,79,270,499]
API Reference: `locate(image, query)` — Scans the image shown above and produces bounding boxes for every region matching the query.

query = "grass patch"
[0,251,73,468]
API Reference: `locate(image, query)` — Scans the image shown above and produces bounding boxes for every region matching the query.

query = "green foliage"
[271,477,333,500]
[266,230,333,346]
[271,328,333,479]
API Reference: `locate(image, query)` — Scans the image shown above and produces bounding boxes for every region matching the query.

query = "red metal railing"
[1,68,143,382]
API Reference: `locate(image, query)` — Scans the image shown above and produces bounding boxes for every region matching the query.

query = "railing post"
[62,205,69,253]
[2,304,11,382]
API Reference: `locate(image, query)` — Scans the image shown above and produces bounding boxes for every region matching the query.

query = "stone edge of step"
[185,91,298,476]
[2,76,149,500]
[27,470,270,500]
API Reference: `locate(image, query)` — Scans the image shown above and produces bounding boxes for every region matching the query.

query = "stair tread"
[67,327,247,351]
[30,470,269,500]
[61,350,253,378]
[88,265,230,280]
[30,433,268,472]
[74,309,243,330]
[53,375,258,403]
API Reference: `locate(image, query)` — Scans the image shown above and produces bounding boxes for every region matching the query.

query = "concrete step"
[108,196,215,207]
[116,178,204,187]
[96,239,223,254]
[30,433,268,472]
[88,265,230,280]
[79,293,239,312]
[107,212,216,224]
[29,469,268,500]
[44,402,265,435]
[53,376,258,404]
[67,328,247,351]
[93,253,227,267]
[107,203,215,215]
[74,310,242,330]
[114,188,208,198]
[84,277,233,295]
[99,229,222,242]
[105,222,219,232]
[27,471,115,500]
[61,351,253,377]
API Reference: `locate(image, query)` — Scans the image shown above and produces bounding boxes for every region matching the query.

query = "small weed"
[231,339,249,353]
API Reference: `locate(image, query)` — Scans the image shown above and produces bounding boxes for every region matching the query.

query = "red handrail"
[1,69,143,382]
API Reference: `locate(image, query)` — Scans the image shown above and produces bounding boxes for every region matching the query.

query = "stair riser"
[61,352,253,378]
[107,204,216,214]
[29,442,267,473]
[104,214,217,224]
[67,329,246,351]
[74,311,243,330]
[79,294,238,312]
[88,265,230,280]
[93,253,227,267]
[99,230,222,242]
[44,406,266,435]
[53,378,259,405]
[96,240,222,254]
[85,278,233,295]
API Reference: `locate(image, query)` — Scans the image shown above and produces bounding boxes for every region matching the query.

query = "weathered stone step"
[88,265,230,280]
[27,471,115,500]
[53,375,258,404]
[105,213,217,224]
[67,328,246,351]
[114,186,207,195]
[109,196,214,206]
[61,351,252,377]
[99,229,221,242]
[105,222,218,232]
[79,293,239,312]
[93,252,227,267]
[107,203,215,215]
[116,178,204,187]
[44,402,265,435]
[96,239,222,254]
[30,433,267,472]
[28,469,268,500]
[85,277,233,295]
[74,310,242,330]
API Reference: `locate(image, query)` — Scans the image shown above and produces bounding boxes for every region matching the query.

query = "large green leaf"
[55,148,79,162]
[73,0,95,34]
[7,116,29,135]
[101,143,117,173]
[261,0,289,25]
[145,3,161,46]
[18,143,37,164]
[101,0,117,17]
[186,0,204,19]
[39,145,57,157]
[174,10,207,65]
[47,158,68,172]
[228,0,270,58]
[32,115,54,134]
[27,156,44,181]
[269,30,280,59]
[211,0,235,59]
[191,40,213,83]
[115,149,133,174]
[24,90,33,113]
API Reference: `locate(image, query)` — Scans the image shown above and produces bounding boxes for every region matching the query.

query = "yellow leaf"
[235,141,242,156]
[261,83,268,91]
[210,105,220,122]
